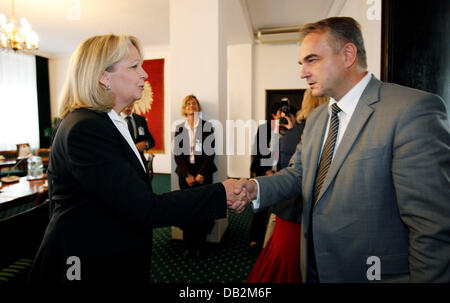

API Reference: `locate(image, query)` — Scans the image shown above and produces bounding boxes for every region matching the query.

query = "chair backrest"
[0,150,18,159]
[37,148,51,158]
[16,143,31,158]
[0,201,50,270]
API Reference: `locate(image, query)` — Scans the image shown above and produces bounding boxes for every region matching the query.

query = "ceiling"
[244,0,334,30]
[0,0,343,58]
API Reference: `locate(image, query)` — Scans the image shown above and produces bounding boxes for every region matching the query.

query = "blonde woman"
[173,94,217,258]
[29,35,235,283]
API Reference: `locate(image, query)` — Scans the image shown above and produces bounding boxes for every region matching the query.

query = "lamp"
[0,0,39,52]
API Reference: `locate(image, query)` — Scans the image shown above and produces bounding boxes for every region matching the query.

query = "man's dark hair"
[300,17,367,69]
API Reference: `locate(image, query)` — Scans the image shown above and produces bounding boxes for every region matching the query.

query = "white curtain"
[0,51,39,151]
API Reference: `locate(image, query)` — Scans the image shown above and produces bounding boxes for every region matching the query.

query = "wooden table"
[0,176,48,211]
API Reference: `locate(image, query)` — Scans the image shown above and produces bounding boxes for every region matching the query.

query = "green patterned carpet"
[150,207,259,283]
[150,174,260,283]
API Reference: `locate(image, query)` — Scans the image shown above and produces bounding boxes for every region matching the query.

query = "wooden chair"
[0,150,18,160]
[16,143,31,158]
[37,148,51,157]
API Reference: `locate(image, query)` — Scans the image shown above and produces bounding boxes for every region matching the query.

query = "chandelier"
[0,0,39,52]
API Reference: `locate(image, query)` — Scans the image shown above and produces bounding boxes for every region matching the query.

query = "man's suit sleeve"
[135,115,155,149]
[392,93,450,282]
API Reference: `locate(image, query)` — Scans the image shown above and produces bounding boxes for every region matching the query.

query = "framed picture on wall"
[133,58,165,153]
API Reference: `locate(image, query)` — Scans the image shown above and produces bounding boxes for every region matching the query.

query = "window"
[0,51,39,151]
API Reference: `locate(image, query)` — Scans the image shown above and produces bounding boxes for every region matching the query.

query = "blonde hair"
[181,94,202,116]
[296,89,329,123]
[59,34,143,118]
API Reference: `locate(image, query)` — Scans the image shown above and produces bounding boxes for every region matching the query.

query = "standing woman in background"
[28,35,231,283]
[174,95,217,259]
[246,89,328,283]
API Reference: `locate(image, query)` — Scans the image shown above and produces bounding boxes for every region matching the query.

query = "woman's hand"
[186,174,196,187]
[280,113,295,130]
[195,174,205,184]
[265,169,275,176]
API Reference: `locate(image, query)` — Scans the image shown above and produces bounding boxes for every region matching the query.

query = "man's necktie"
[312,103,342,205]
[126,116,135,140]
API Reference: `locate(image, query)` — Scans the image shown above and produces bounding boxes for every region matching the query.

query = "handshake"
[222,179,258,214]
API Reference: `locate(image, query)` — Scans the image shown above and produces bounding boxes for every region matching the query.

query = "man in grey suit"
[228,17,450,282]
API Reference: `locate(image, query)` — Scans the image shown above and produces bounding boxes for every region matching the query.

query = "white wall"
[253,43,308,122]
[169,0,228,189]
[224,43,307,178]
[48,55,70,119]
[227,43,253,178]
[339,0,381,78]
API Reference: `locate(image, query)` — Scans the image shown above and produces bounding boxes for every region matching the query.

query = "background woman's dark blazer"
[174,119,217,180]
[270,121,305,224]
[250,122,273,177]
[29,108,226,283]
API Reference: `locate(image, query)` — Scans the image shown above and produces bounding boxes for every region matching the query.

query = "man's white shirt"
[184,117,200,164]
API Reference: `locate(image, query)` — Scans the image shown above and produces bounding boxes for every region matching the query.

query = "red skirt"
[246,216,301,283]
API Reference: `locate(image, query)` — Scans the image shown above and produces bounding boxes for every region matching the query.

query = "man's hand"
[135,141,147,152]
[234,178,258,203]
[195,174,205,184]
[186,174,196,187]
[222,179,249,213]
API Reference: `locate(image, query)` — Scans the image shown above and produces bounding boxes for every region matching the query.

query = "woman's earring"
[106,85,111,91]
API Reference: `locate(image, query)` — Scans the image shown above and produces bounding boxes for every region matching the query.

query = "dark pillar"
[382,0,450,117]
[35,56,51,148]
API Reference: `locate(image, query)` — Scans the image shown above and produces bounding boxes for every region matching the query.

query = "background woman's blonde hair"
[181,94,202,116]
[296,89,329,123]
[59,34,143,118]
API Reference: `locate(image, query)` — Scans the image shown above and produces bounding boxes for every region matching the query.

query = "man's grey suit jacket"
[256,75,450,282]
